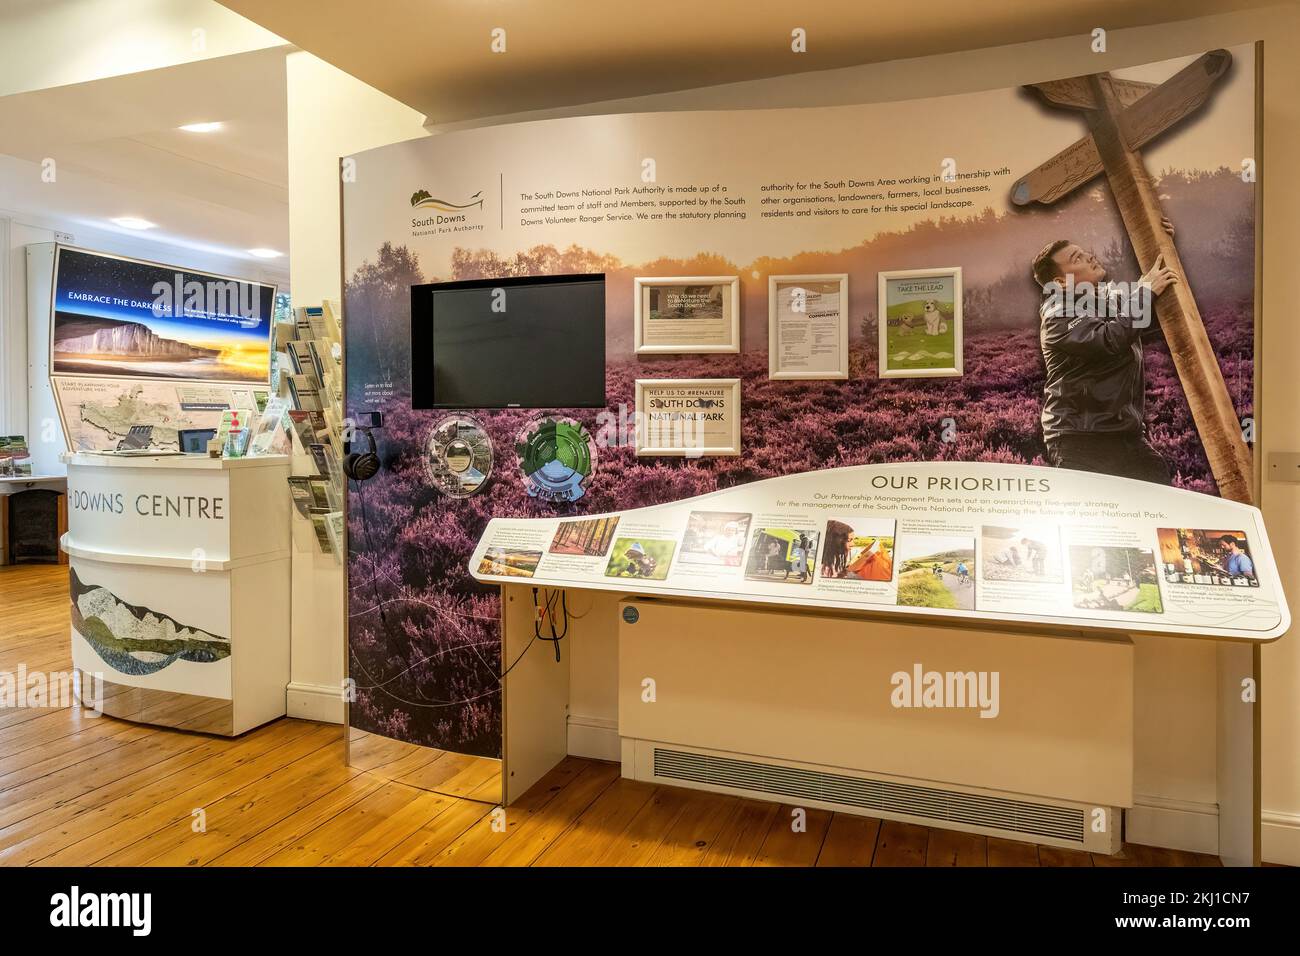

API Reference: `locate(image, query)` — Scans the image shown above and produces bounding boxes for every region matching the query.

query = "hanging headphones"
[343,426,380,482]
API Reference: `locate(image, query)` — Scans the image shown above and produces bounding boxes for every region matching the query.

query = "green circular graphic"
[514,416,597,503]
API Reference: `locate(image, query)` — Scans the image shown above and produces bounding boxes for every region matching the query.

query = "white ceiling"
[0,46,290,285]
[217,0,1278,125]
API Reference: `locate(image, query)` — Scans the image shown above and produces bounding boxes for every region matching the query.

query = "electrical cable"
[531,586,570,663]
[563,592,596,620]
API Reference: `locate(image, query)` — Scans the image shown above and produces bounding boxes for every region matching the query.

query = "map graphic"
[53,378,257,451]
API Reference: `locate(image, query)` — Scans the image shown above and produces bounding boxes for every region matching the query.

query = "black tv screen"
[411,274,606,409]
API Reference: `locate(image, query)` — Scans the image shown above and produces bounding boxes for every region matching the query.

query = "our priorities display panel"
[470,463,1288,641]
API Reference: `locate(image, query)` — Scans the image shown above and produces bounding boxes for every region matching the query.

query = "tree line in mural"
[345,167,1254,756]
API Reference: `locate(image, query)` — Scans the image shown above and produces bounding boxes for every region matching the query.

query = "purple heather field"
[344,169,1254,756]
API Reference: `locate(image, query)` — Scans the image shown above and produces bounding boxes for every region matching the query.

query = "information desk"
[471,463,1288,865]
[60,452,291,735]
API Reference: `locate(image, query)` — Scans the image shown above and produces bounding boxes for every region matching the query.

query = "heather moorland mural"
[343,49,1256,758]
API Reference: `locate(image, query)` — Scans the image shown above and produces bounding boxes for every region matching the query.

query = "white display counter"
[61,452,292,735]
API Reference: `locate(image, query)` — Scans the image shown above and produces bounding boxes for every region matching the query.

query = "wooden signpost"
[1011,49,1254,505]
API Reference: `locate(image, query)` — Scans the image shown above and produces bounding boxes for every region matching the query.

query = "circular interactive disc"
[424,416,493,498]
[514,415,597,503]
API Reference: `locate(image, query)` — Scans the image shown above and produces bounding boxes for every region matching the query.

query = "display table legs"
[1217,642,1261,866]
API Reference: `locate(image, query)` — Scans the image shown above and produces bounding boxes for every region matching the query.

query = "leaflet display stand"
[61,453,292,735]
[471,463,1288,865]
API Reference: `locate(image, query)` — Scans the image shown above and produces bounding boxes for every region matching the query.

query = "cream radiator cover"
[627,737,1121,853]
[617,598,1134,845]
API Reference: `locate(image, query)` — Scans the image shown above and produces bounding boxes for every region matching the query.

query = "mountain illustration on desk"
[69,568,230,676]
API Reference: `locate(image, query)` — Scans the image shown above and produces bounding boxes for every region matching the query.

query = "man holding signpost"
[1011,48,1253,504]
[1032,219,1180,483]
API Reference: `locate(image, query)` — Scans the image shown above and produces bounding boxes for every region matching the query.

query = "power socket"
[1266,452,1300,483]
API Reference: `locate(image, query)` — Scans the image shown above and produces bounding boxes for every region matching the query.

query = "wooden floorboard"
[988,837,1041,867]
[816,813,881,867]
[700,798,780,866]
[926,827,988,867]
[752,804,834,867]
[532,777,656,866]
[873,819,930,867]
[645,791,740,867]
[0,563,1246,866]
[587,783,696,866]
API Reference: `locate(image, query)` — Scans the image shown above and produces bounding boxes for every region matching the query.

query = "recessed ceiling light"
[111,217,155,230]
[179,122,223,133]
[247,248,283,259]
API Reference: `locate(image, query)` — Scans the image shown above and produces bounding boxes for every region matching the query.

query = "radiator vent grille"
[652,747,1084,843]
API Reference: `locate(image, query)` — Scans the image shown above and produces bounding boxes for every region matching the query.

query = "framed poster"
[877,267,963,378]
[634,378,741,457]
[768,274,849,380]
[634,276,740,354]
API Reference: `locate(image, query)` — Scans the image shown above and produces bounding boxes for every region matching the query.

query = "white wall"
[283,51,428,721]
[448,4,1299,862]
[286,52,429,305]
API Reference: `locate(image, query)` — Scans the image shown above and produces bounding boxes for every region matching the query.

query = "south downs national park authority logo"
[411,188,486,235]
[410,188,484,214]
[515,416,597,504]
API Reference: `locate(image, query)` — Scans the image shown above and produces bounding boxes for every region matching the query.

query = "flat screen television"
[411,274,606,409]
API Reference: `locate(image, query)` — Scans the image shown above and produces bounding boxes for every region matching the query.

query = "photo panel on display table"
[606,537,676,581]
[550,516,621,558]
[820,517,896,584]
[746,527,821,586]
[1068,545,1164,615]
[477,547,542,579]
[1156,527,1259,587]
[980,524,1063,584]
[894,534,976,611]
[679,511,752,568]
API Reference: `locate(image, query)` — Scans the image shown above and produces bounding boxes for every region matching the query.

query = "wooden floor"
[1,563,1224,867]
